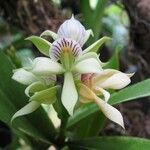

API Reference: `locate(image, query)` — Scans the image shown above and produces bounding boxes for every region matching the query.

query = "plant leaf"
[26,36,51,56]
[0,50,56,144]
[68,136,150,150]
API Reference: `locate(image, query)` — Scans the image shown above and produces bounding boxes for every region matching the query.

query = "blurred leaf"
[16,48,34,67]
[69,112,105,138]
[92,0,108,41]
[104,46,121,69]
[68,79,150,128]
[68,136,150,150]
[0,50,56,145]
[26,36,51,56]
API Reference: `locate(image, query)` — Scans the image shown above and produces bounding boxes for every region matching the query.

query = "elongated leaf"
[26,36,51,56]
[68,79,150,127]
[68,136,150,150]
[0,51,56,144]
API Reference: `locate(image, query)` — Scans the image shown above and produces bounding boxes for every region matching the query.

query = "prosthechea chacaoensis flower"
[79,69,134,128]
[12,15,111,121]
[30,15,104,115]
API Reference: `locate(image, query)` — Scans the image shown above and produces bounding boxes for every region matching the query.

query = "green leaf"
[69,112,105,138]
[83,36,111,54]
[26,36,51,56]
[0,50,56,144]
[68,79,150,128]
[68,136,150,150]
[30,86,59,104]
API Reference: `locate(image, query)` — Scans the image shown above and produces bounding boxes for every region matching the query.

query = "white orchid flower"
[26,15,106,116]
[13,14,110,118]
[11,67,58,121]
[79,69,134,128]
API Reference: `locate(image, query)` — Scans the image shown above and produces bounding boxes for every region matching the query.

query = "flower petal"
[25,81,46,97]
[40,30,58,40]
[76,52,102,66]
[74,58,102,74]
[12,68,38,85]
[31,57,64,75]
[94,96,124,128]
[82,29,94,45]
[79,83,95,101]
[29,86,58,104]
[57,15,86,46]
[94,87,110,102]
[61,72,78,115]
[83,36,111,54]
[100,72,131,89]
[11,101,40,123]
[92,69,132,90]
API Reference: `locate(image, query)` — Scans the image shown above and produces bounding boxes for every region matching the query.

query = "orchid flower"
[13,16,110,115]
[79,69,134,128]
[25,15,108,115]
[11,66,58,121]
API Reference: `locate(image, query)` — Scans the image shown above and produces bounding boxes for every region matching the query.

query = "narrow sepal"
[94,97,125,129]
[74,58,102,74]
[25,81,46,97]
[26,36,51,56]
[83,36,111,54]
[12,68,38,85]
[40,30,58,40]
[31,57,64,75]
[29,86,59,104]
[61,72,78,115]
[11,101,40,123]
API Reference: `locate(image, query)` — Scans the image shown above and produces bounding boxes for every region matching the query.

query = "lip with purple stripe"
[50,38,82,71]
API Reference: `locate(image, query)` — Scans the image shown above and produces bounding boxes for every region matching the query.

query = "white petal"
[57,15,86,46]
[94,87,110,102]
[74,58,102,74]
[94,97,124,128]
[100,72,131,89]
[40,30,58,40]
[79,83,95,101]
[61,72,78,115]
[12,68,38,85]
[82,29,94,45]
[31,57,64,75]
[76,52,103,66]
[11,101,40,123]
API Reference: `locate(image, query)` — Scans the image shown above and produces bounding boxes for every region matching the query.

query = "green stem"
[59,114,69,141]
